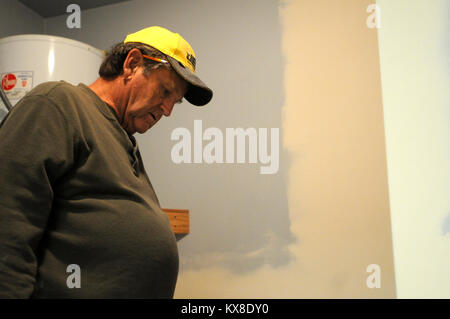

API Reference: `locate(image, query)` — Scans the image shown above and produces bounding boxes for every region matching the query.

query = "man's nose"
[160,101,175,117]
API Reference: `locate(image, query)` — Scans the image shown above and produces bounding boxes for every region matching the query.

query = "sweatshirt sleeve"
[0,94,75,298]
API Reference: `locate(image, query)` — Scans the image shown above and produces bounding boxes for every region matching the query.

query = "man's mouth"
[150,113,156,121]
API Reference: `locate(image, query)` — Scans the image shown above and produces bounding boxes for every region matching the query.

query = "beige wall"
[280,0,396,298]
[175,0,396,298]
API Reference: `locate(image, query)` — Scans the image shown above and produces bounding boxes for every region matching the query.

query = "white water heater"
[0,34,104,121]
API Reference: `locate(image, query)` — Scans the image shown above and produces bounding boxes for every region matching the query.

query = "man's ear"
[122,48,143,78]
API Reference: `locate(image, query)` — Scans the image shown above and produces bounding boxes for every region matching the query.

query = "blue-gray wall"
[44,0,294,274]
[0,0,43,37]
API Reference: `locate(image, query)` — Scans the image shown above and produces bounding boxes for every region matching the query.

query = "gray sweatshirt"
[0,81,179,298]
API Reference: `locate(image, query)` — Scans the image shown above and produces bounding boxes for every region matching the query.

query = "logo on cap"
[186,53,196,70]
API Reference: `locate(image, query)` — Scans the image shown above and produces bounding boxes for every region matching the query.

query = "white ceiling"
[17,0,131,18]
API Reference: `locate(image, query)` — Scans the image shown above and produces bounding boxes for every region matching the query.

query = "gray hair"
[98,42,170,79]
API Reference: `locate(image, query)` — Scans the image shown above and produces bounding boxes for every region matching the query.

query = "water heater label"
[1,71,33,101]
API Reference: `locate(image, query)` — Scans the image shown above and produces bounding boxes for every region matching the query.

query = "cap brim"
[167,56,213,106]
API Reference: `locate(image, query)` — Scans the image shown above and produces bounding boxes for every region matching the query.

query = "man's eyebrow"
[163,79,184,104]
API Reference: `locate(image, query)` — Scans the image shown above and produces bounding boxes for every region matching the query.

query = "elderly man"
[0,26,212,298]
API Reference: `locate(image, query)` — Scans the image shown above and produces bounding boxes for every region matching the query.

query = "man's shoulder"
[13,81,111,132]
[12,81,80,112]
[11,81,99,129]
[23,81,97,116]
[28,81,83,100]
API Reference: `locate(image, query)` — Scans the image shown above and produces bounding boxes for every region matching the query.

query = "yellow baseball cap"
[124,26,213,106]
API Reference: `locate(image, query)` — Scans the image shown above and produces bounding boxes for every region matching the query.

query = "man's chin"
[135,122,155,134]
[124,125,136,135]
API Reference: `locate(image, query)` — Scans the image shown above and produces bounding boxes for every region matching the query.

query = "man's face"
[121,66,188,135]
